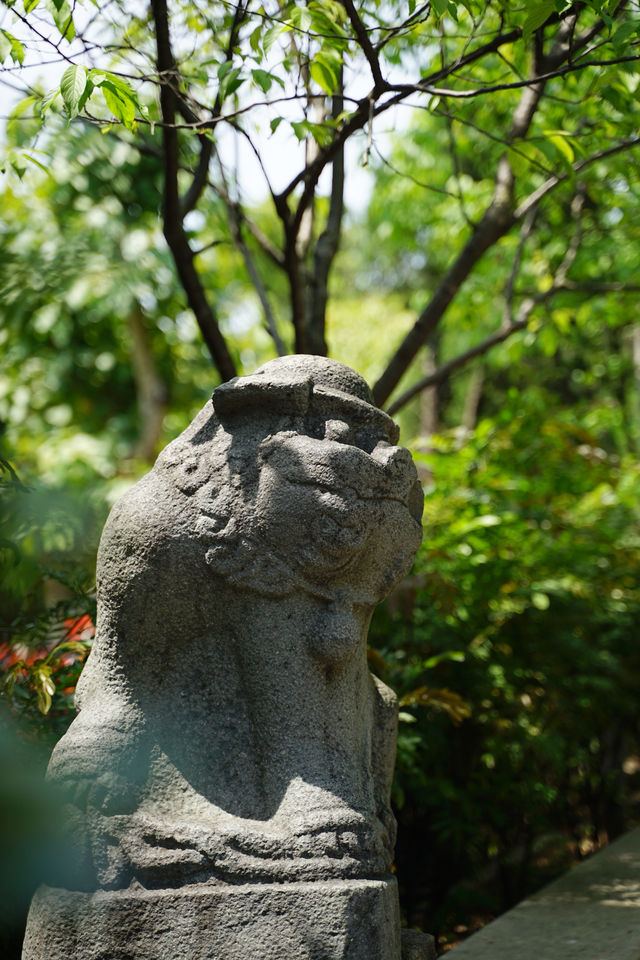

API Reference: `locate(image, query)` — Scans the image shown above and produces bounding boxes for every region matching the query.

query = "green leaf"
[611,21,638,51]
[24,0,40,10]
[539,324,558,356]
[398,711,418,724]
[454,513,502,535]
[543,129,575,166]
[307,121,332,146]
[310,60,335,95]
[91,72,144,125]
[0,31,11,64]
[532,591,550,610]
[38,87,60,119]
[291,120,308,142]
[23,153,50,174]
[423,650,466,669]
[263,23,283,54]
[249,25,262,54]
[600,84,626,113]
[8,151,26,178]
[290,119,332,146]
[45,0,75,40]
[226,76,245,98]
[431,0,449,16]
[522,0,555,42]
[270,116,283,133]
[289,5,313,32]
[219,66,244,101]
[101,81,136,129]
[252,68,273,94]
[310,46,342,95]
[78,78,95,113]
[217,60,234,82]
[0,30,24,64]
[60,64,87,119]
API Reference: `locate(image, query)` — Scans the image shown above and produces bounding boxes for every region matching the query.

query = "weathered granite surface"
[23,356,426,960]
[23,879,403,960]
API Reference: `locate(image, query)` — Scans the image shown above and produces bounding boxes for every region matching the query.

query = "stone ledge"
[449,827,640,958]
[23,877,403,960]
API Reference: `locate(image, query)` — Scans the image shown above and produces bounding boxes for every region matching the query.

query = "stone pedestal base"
[23,877,404,960]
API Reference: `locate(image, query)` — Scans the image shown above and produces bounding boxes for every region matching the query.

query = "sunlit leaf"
[0,29,24,64]
[100,80,137,129]
[431,0,449,17]
[400,686,472,724]
[38,87,60,118]
[544,129,575,165]
[45,0,75,41]
[60,64,87,119]
[252,68,273,94]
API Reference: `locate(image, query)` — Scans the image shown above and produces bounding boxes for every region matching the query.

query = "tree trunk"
[419,338,439,437]
[128,307,169,461]
[462,365,485,432]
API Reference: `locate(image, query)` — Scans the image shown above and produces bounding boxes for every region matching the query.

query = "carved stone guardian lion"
[23,356,433,960]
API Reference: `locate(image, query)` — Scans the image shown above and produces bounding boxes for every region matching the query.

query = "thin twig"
[503,206,537,328]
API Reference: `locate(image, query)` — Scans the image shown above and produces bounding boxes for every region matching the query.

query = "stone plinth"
[24,878,401,960]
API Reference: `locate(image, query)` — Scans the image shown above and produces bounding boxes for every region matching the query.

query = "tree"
[2,0,640,415]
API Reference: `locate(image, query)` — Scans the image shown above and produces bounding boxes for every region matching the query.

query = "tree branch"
[372,53,550,404]
[372,10,616,407]
[150,0,237,381]
[387,308,534,416]
[178,1,248,218]
[503,207,537,327]
[375,3,431,52]
[180,135,213,217]
[515,137,640,220]
[341,0,387,92]
[387,272,640,416]
[277,21,538,221]
[279,7,609,253]
[305,77,345,355]
[231,206,287,356]
[411,54,640,100]
[388,266,640,418]
[242,215,286,269]
[214,150,286,356]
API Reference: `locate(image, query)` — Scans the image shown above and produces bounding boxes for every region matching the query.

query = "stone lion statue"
[46,355,424,892]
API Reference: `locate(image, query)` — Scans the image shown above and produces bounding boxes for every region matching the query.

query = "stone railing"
[449,827,640,958]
